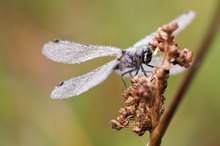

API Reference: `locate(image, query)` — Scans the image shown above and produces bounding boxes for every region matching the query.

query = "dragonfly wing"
[130,10,195,50]
[50,60,118,99]
[173,10,196,35]
[42,40,122,64]
[146,56,186,75]
[169,65,186,75]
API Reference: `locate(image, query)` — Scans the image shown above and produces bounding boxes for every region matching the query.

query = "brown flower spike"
[110,22,193,136]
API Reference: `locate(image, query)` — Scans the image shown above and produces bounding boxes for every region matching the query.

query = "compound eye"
[148,48,152,53]
[143,48,152,64]
[147,49,152,57]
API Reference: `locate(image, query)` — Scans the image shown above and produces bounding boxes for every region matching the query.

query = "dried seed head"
[110,21,193,136]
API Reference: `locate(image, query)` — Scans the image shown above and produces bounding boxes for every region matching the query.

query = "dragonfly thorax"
[114,46,153,76]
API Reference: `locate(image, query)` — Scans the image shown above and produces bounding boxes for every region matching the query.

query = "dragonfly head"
[135,46,152,65]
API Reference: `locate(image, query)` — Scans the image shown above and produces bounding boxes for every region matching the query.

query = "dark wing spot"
[53,39,60,43]
[185,11,190,14]
[57,81,64,87]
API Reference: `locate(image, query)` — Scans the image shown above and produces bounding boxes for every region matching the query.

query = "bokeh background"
[0,0,220,146]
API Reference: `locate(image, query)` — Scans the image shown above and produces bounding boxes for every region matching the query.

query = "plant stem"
[148,3,220,146]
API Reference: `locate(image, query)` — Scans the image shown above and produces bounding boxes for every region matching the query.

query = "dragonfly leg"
[140,65,147,76]
[120,68,139,88]
[141,64,154,76]
[121,77,127,88]
[147,64,154,68]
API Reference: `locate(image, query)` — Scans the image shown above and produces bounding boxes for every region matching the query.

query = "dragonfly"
[42,11,195,99]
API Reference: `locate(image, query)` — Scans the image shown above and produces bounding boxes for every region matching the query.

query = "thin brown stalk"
[148,3,220,146]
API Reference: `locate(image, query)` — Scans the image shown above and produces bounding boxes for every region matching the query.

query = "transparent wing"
[42,40,122,64]
[148,57,186,75]
[128,10,195,51]
[172,10,196,36]
[50,60,118,99]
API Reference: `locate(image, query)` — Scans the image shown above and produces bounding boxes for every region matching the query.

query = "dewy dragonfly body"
[114,46,153,77]
[42,11,195,99]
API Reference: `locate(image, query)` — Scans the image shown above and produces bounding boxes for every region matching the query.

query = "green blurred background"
[0,0,220,146]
